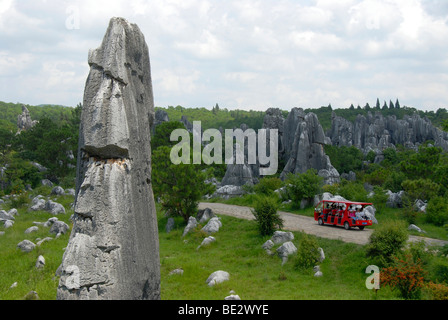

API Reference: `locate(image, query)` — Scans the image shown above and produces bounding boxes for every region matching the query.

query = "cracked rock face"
[57,17,160,300]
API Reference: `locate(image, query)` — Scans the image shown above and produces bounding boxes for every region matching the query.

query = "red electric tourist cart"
[314,200,373,230]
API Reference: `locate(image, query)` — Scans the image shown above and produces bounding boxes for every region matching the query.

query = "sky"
[0,0,447,112]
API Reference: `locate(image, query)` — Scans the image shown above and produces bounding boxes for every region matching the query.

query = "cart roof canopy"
[318,200,373,206]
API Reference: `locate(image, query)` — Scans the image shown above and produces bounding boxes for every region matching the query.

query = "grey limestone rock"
[271,231,294,245]
[201,217,222,234]
[25,226,39,234]
[51,186,65,196]
[182,216,198,237]
[165,217,175,233]
[276,241,297,265]
[17,105,38,133]
[197,208,215,224]
[36,255,45,269]
[57,17,160,300]
[50,221,70,235]
[17,240,36,253]
[280,109,339,184]
[330,111,448,154]
[44,200,65,215]
[206,271,230,287]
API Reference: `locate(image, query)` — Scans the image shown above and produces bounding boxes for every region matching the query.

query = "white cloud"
[0,0,447,111]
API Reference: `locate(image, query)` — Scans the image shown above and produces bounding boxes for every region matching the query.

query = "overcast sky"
[0,0,447,112]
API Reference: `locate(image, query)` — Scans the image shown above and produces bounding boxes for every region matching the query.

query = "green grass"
[158,212,398,300]
[2,190,445,300]
[0,193,73,300]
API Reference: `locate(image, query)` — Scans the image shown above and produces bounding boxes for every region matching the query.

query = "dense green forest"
[1,99,448,198]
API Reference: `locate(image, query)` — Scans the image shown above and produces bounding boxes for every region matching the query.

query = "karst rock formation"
[57,17,160,300]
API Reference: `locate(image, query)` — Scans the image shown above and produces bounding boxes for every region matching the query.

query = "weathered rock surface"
[271,231,294,245]
[182,216,198,237]
[330,111,448,155]
[17,105,38,133]
[201,217,222,234]
[17,240,36,253]
[57,17,160,300]
[280,108,339,184]
[206,271,230,286]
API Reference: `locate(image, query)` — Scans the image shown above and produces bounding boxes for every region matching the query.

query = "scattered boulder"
[44,217,59,227]
[44,200,65,215]
[51,186,65,196]
[49,221,70,235]
[197,208,215,224]
[414,199,427,213]
[318,248,325,263]
[197,236,216,250]
[3,220,14,229]
[36,237,53,247]
[41,179,53,187]
[8,208,18,217]
[36,255,45,269]
[213,185,245,199]
[206,271,230,287]
[225,294,241,300]
[201,217,222,234]
[386,190,405,208]
[30,196,46,211]
[165,218,175,233]
[169,268,184,276]
[65,189,76,196]
[276,241,297,265]
[182,216,198,237]
[271,231,294,245]
[25,226,39,234]
[17,240,36,253]
[408,224,426,233]
[0,210,15,221]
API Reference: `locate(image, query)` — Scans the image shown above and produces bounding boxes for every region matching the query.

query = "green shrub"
[366,220,409,266]
[251,195,283,236]
[426,196,448,227]
[254,177,282,195]
[337,180,368,202]
[284,169,323,206]
[294,233,320,270]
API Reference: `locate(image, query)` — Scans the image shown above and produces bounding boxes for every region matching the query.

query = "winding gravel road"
[199,202,448,247]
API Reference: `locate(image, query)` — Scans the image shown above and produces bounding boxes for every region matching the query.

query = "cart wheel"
[358,226,365,230]
[344,221,351,230]
[318,218,324,226]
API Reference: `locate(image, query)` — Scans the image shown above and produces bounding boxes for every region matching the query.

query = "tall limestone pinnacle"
[57,17,160,300]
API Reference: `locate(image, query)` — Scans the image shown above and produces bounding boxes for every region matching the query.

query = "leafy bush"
[254,177,282,195]
[337,180,368,203]
[425,282,448,300]
[425,196,448,227]
[431,260,448,284]
[294,233,320,270]
[251,195,283,236]
[401,179,440,203]
[284,169,323,206]
[366,220,409,266]
[381,254,426,300]
[152,146,215,222]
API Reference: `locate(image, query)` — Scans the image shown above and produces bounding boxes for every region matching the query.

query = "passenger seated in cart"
[348,206,357,221]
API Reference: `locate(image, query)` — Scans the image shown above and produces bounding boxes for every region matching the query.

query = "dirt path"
[199,202,448,247]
